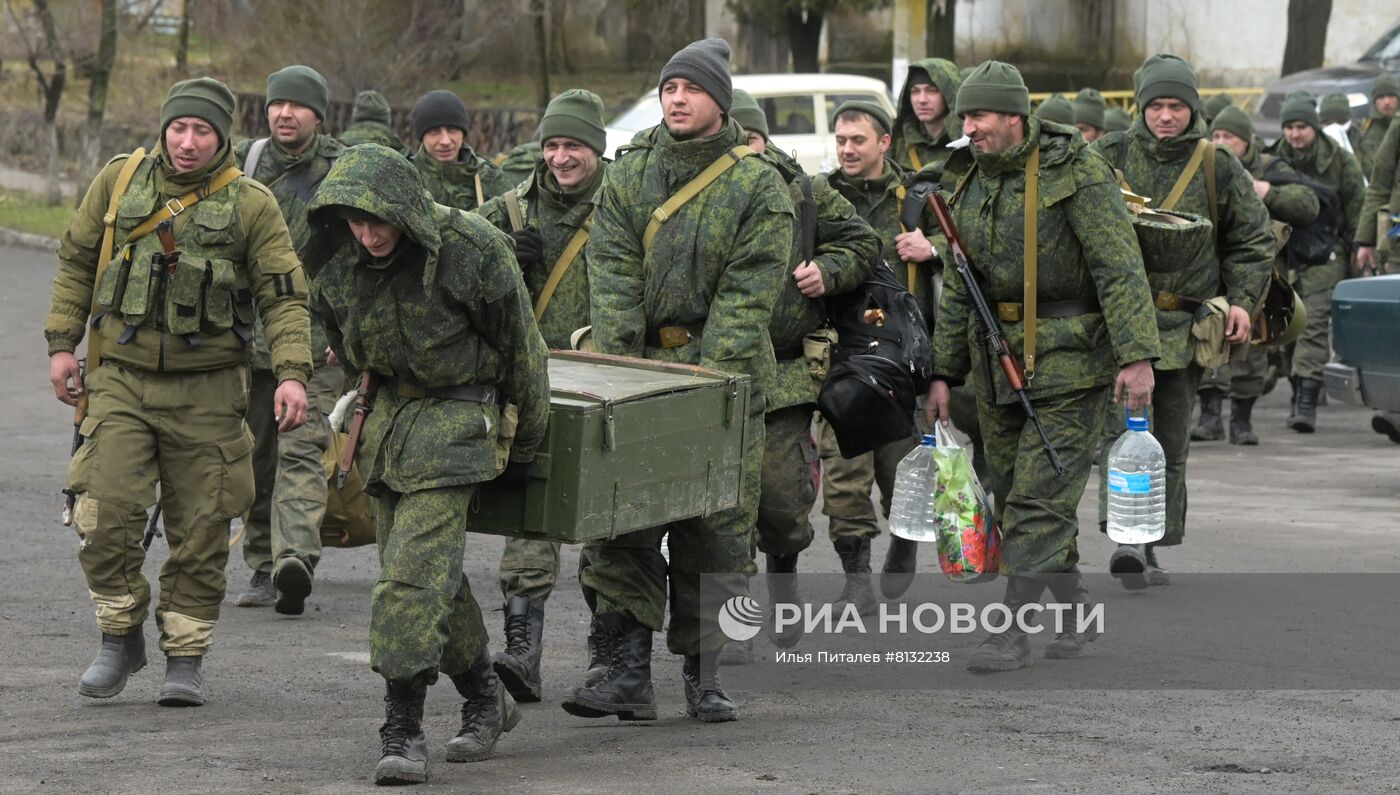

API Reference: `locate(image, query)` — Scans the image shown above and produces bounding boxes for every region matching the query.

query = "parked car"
[1254,18,1400,142]
[605,73,896,174]
[1323,275,1400,414]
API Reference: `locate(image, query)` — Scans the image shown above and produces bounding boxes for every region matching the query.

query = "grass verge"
[0,188,74,240]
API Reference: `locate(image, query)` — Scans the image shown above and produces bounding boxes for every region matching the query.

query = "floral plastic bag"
[930,423,1000,583]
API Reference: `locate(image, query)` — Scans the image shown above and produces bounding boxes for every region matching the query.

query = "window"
[825,93,885,128]
[762,95,818,135]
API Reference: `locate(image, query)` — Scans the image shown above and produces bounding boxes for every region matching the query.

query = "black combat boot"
[880,536,919,599]
[1043,568,1100,660]
[492,595,544,702]
[582,616,609,687]
[78,631,147,699]
[234,569,275,607]
[682,651,739,722]
[1109,543,1150,591]
[447,648,520,762]
[1288,377,1321,433]
[374,678,428,785]
[766,552,803,649]
[1191,388,1226,441]
[273,557,313,616]
[1144,544,1171,587]
[966,576,1045,673]
[560,613,657,721]
[157,655,204,707]
[831,536,877,616]
[1229,397,1259,445]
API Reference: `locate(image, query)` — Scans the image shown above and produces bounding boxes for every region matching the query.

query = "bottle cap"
[1126,415,1149,432]
[921,433,937,447]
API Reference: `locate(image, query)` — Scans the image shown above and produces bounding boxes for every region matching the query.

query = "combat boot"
[374,678,428,785]
[157,655,204,707]
[582,616,609,687]
[766,552,803,649]
[1191,388,1225,441]
[1144,544,1171,587]
[492,595,544,702]
[234,569,276,607]
[447,648,520,762]
[966,576,1045,673]
[831,536,877,616]
[719,576,755,665]
[272,557,313,616]
[1372,411,1400,443]
[560,613,657,721]
[1288,377,1321,433]
[1043,569,1100,660]
[682,651,739,722]
[880,536,919,599]
[1109,543,1150,591]
[1229,397,1259,446]
[77,631,147,699]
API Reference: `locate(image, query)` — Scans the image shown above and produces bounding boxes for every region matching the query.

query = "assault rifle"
[338,372,378,489]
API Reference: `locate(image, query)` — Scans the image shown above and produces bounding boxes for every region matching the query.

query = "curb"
[0,227,59,251]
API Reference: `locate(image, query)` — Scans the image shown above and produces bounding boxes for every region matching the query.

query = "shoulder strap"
[243,137,269,181]
[88,147,149,374]
[1023,145,1041,379]
[1203,141,1217,227]
[1160,138,1209,212]
[907,145,924,171]
[535,210,594,321]
[474,172,485,208]
[893,182,917,293]
[124,165,244,244]
[949,162,977,206]
[643,145,753,252]
[503,189,525,232]
[798,174,816,264]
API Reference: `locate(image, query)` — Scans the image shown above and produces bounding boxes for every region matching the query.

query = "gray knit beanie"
[658,38,733,112]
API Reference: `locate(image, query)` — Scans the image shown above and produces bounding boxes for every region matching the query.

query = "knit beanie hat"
[412,90,470,141]
[832,99,892,135]
[1210,105,1254,143]
[1137,54,1199,110]
[1034,94,1076,125]
[1203,92,1234,123]
[729,89,768,138]
[1319,92,1353,125]
[955,60,1030,117]
[352,90,392,126]
[266,65,329,121]
[1373,73,1400,102]
[1073,88,1106,129]
[540,88,607,154]
[1104,107,1132,133]
[1280,91,1320,129]
[658,38,733,112]
[161,77,236,144]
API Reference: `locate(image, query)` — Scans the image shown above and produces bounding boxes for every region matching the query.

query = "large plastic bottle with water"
[1105,411,1166,544]
[890,434,939,542]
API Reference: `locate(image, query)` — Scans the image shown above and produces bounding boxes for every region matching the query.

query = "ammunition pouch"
[803,328,837,387]
[645,321,705,349]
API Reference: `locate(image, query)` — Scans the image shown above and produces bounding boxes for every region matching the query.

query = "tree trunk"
[532,0,550,107]
[176,0,194,73]
[785,7,824,73]
[1281,0,1332,77]
[82,0,119,184]
[926,0,955,60]
[20,0,68,206]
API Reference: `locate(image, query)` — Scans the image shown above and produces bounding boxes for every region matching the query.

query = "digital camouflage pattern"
[338,122,408,154]
[892,57,963,174]
[412,145,513,211]
[1356,112,1393,180]
[757,405,818,557]
[496,140,543,186]
[1358,120,1400,251]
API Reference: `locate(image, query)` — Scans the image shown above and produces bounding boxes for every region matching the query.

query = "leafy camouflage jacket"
[304,145,549,493]
[1241,144,1321,229]
[1358,120,1400,247]
[412,145,512,212]
[586,119,794,414]
[892,57,963,175]
[477,158,604,349]
[1356,112,1393,179]
[933,117,1160,405]
[337,121,408,154]
[496,140,543,187]
[1269,128,1366,294]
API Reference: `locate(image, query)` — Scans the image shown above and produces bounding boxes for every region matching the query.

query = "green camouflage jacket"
[892,57,963,175]
[412,145,512,211]
[304,145,549,493]
[1270,128,1366,293]
[496,140,543,186]
[476,158,604,349]
[586,119,794,413]
[1093,116,1272,366]
[1358,120,1399,247]
[1357,112,1393,179]
[1242,144,1321,229]
[933,117,1160,404]
[337,121,408,154]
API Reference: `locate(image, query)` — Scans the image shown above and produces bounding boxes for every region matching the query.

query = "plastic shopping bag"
[930,423,1000,583]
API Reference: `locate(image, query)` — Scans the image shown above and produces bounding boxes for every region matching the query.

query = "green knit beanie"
[352,90,392,126]
[1280,91,1320,129]
[266,65,329,121]
[1073,88,1106,129]
[955,60,1030,117]
[1373,73,1400,102]
[1034,94,1075,125]
[1319,92,1353,125]
[539,88,607,155]
[832,99,892,135]
[1137,53,1199,110]
[1203,92,1233,123]
[1210,105,1254,143]
[1104,107,1132,133]
[161,77,236,144]
[730,89,768,139]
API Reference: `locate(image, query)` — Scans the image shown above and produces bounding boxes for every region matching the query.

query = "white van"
[605,73,897,174]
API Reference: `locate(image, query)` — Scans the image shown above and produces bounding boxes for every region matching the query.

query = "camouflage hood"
[970,116,1082,177]
[897,58,961,136]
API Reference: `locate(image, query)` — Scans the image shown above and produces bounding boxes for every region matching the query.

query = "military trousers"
[370,483,488,683]
[817,416,918,542]
[1199,344,1267,400]
[498,537,561,603]
[1098,364,1203,547]
[1288,284,1335,382]
[755,405,817,558]
[67,363,254,656]
[242,364,343,575]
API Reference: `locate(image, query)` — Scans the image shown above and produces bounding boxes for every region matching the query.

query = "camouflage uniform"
[1355,108,1394,180]
[413,146,512,212]
[1358,115,1400,268]
[891,57,963,175]
[581,118,794,656]
[337,90,408,154]
[496,140,543,186]
[934,117,1161,573]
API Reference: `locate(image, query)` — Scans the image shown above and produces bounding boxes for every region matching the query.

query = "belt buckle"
[165,197,186,216]
[658,326,691,348]
[996,304,1021,323]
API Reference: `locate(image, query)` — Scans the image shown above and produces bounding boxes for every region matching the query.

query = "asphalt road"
[1,243,1398,794]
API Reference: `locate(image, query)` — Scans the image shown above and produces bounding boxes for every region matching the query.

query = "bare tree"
[6,0,67,205]
[1281,0,1332,76]
[175,0,194,73]
[926,0,954,60]
[532,0,551,106]
[727,0,889,73]
[80,0,119,184]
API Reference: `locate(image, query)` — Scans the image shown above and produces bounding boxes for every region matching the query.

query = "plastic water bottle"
[1105,412,1166,544]
[890,434,939,542]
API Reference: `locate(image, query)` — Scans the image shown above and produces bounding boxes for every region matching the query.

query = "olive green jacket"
[1270,128,1367,294]
[1242,144,1321,229]
[1358,119,1400,247]
[496,140,543,187]
[412,145,512,211]
[1357,112,1393,179]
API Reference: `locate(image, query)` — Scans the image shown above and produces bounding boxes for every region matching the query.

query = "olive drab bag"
[319,428,377,548]
[1260,159,1341,267]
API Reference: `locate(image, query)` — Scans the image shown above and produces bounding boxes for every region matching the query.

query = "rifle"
[61,358,87,526]
[927,191,1065,476]
[141,498,163,550]
[338,372,378,489]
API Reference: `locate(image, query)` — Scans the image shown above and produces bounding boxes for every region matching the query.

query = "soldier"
[926,60,1159,672]
[727,88,880,657]
[476,89,608,703]
[891,57,963,174]
[495,130,544,186]
[1104,107,1132,134]
[231,65,345,616]
[563,38,794,724]
[303,145,550,784]
[1355,74,1399,178]
[338,89,408,154]
[1193,106,1321,445]
[1356,119,1400,441]
[409,89,512,211]
[1269,92,1366,434]
[46,77,312,705]
[1033,94,1076,127]
[1092,54,1272,586]
[1073,88,1107,143]
[1202,92,1234,126]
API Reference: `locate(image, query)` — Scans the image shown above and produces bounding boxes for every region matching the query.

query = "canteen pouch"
[202,257,240,332]
[165,256,207,337]
[494,402,520,476]
[118,248,158,326]
[95,244,135,312]
[1190,296,1238,368]
[803,327,837,387]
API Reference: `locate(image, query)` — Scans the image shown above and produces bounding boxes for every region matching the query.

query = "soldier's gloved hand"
[497,460,532,486]
[509,229,544,267]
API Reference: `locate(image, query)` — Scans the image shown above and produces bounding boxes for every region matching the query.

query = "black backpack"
[1261,159,1341,267]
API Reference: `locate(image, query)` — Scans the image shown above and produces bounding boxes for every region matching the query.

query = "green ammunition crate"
[470,351,751,543]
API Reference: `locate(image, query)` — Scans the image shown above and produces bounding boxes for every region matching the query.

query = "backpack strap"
[535,210,594,321]
[1160,138,1210,213]
[1203,141,1217,228]
[243,137,269,181]
[474,172,485,208]
[123,165,244,244]
[907,145,924,171]
[643,144,753,252]
[1022,144,1041,379]
[894,182,917,293]
[503,189,526,232]
[87,147,149,376]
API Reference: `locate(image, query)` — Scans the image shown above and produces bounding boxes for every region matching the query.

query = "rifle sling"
[84,147,149,400]
[642,144,752,252]
[535,212,594,321]
[124,165,244,244]
[1023,145,1040,379]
